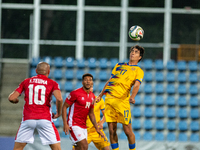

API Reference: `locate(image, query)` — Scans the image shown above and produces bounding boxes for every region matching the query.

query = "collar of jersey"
[37,74,48,78]
[127,62,138,66]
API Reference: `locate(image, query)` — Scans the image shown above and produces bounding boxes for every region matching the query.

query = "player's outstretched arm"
[62,102,71,135]
[8,91,20,104]
[96,77,112,102]
[53,90,63,118]
[129,80,141,104]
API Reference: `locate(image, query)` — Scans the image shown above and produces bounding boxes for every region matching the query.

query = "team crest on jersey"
[131,67,136,71]
[82,97,85,100]
[67,94,71,99]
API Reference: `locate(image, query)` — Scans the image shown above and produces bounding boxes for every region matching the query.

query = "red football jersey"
[65,87,95,129]
[15,74,60,121]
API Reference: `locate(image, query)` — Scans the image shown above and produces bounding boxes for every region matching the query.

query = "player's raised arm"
[8,91,20,104]
[52,90,63,118]
[62,102,71,135]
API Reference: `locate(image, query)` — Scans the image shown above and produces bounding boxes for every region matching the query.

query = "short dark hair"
[130,45,145,62]
[82,73,93,80]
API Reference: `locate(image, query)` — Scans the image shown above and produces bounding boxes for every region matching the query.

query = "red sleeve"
[90,94,95,109]
[53,81,61,91]
[65,91,77,105]
[15,80,25,94]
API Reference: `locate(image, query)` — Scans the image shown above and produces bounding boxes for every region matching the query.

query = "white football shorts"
[70,126,87,146]
[15,119,60,145]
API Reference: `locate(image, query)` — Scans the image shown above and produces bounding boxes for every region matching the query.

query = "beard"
[84,85,91,90]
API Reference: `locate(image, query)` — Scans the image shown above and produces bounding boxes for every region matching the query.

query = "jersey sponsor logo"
[82,97,85,100]
[30,78,47,85]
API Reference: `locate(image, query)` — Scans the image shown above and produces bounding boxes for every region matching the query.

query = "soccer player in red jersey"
[8,62,63,150]
[62,73,105,150]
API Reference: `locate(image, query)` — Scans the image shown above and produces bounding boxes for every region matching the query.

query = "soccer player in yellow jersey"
[72,84,110,150]
[96,45,145,150]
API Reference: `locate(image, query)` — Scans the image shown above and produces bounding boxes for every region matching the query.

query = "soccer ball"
[129,25,144,41]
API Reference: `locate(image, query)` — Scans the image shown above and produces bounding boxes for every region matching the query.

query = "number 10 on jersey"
[28,84,46,105]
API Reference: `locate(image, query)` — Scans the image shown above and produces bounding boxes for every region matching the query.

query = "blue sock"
[129,143,135,150]
[111,143,119,150]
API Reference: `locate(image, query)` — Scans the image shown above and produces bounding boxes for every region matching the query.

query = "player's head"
[36,62,50,77]
[82,73,93,90]
[129,45,145,62]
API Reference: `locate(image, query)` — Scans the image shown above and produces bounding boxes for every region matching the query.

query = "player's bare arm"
[96,77,112,102]
[62,102,71,135]
[52,90,63,119]
[8,91,20,104]
[129,80,141,104]
[97,109,106,129]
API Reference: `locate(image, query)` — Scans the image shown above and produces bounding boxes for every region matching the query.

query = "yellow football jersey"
[86,98,105,133]
[104,62,144,98]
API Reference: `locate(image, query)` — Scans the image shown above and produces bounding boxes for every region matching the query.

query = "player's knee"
[109,128,116,135]
[102,146,110,150]
[125,130,135,138]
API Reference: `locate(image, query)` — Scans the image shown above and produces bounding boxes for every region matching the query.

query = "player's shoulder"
[71,87,82,94]
[20,77,31,85]
[136,66,144,72]
[100,98,105,104]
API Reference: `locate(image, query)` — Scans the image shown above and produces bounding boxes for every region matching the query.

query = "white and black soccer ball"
[129,25,144,41]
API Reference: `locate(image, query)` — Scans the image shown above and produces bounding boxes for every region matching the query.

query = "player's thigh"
[87,133,92,144]
[108,122,117,134]
[75,138,88,150]
[70,126,87,146]
[123,123,134,135]
[105,103,118,123]
[118,97,132,125]
[15,120,36,144]
[13,142,27,150]
[36,120,60,145]
[49,142,61,150]
[105,97,131,125]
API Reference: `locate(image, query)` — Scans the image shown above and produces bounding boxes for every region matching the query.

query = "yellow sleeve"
[136,68,144,83]
[100,98,105,110]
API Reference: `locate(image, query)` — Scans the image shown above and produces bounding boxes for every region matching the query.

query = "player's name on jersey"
[30,79,47,85]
